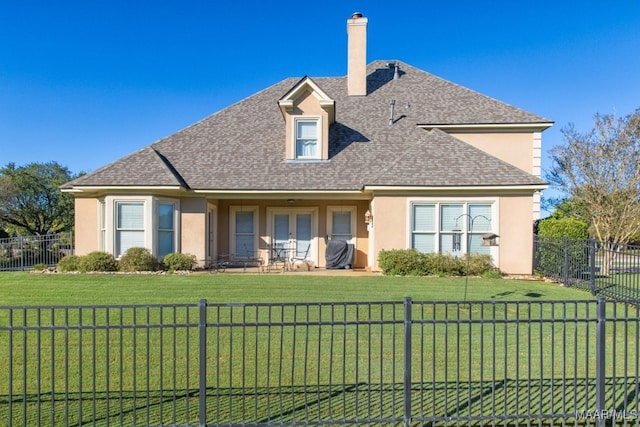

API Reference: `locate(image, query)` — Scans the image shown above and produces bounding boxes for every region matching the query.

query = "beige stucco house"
[62,13,552,275]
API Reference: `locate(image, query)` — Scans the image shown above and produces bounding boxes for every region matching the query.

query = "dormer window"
[279,76,334,161]
[295,118,320,159]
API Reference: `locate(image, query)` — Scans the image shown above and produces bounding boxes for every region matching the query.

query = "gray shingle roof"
[62,60,549,191]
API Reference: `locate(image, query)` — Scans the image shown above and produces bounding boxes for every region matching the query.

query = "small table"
[268,245,291,272]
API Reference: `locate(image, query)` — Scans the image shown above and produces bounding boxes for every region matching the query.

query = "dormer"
[278,76,335,161]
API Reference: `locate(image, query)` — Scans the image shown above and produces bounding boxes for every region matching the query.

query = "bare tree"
[547,108,640,274]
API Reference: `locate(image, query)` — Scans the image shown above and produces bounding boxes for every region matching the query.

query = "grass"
[3,272,637,425]
[0,271,594,306]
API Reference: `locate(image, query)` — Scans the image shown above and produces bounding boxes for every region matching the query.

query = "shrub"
[378,249,426,276]
[32,263,45,271]
[79,251,118,272]
[535,218,590,280]
[378,249,499,277]
[466,254,495,276]
[57,254,82,272]
[118,247,157,272]
[162,252,197,271]
[537,217,589,239]
[423,252,465,276]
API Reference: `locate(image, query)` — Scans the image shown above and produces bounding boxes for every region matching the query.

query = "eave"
[192,189,372,200]
[364,184,548,194]
[61,185,187,195]
[418,122,554,132]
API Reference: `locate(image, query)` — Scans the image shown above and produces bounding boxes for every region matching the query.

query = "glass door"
[273,213,312,256]
[269,209,315,261]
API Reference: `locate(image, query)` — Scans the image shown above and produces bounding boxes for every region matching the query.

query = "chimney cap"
[351,12,363,19]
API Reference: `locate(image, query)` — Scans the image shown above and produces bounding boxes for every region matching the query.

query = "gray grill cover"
[325,240,354,269]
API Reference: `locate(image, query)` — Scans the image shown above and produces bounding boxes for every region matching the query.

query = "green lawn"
[0,271,593,306]
[4,272,629,425]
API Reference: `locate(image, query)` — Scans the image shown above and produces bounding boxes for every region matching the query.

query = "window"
[115,201,145,257]
[327,206,356,243]
[230,206,258,257]
[157,203,175,258]
[411,201,494,255]
[98,200,106,252]
[105,197,179,259]
[412,204,435,253]
[295,118,319,159]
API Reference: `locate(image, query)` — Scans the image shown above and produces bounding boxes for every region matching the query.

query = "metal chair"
[289,244,312,271]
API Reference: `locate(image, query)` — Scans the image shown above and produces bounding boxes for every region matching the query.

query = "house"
[61,13,552,275]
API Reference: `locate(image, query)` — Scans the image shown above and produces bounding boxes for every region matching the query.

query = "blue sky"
[1,1,639,213]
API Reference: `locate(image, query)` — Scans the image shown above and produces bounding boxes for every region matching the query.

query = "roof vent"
[388,100,395,126]
[393,62,400,80]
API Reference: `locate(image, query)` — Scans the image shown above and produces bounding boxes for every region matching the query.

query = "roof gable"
[61,146,187,190]
[278,76,335,124]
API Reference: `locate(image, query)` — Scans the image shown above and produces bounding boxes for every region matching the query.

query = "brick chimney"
[347,12,367,96]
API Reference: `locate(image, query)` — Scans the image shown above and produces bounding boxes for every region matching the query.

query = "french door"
[269,208,316,260]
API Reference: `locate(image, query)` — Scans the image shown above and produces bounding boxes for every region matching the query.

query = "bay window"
[115,201,145,257]
[157,202,175,258]
[103,196,179,259]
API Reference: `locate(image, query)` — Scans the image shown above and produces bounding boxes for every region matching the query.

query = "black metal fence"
[2,298,639,426]
[533,235,640,302]
[0,232,73,271]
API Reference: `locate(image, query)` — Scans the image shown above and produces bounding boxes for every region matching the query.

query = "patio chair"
[289,244,312,271]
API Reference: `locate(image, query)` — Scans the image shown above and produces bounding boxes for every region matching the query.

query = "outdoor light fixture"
[364,209,373,225]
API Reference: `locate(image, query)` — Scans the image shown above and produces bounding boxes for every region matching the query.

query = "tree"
[547,108,640,274]
[0,162,82,235]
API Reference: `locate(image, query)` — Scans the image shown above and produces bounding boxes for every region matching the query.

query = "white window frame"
[294,116,322,160]
[114,200,146,258]
[98,199,106,252]
[407,198,499,261]
[102,195,180,259]
[229,206,259,258]
[155,199,180,259]
[327,206,357,246]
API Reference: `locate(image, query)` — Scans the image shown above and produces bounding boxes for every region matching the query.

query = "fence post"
[403,297,412,427]
[199,299,207,427]
[563,236,569,286]
[589,238,597,296]
[532,235,537,275]
[19,236,24,271]
[595,297,606,427]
